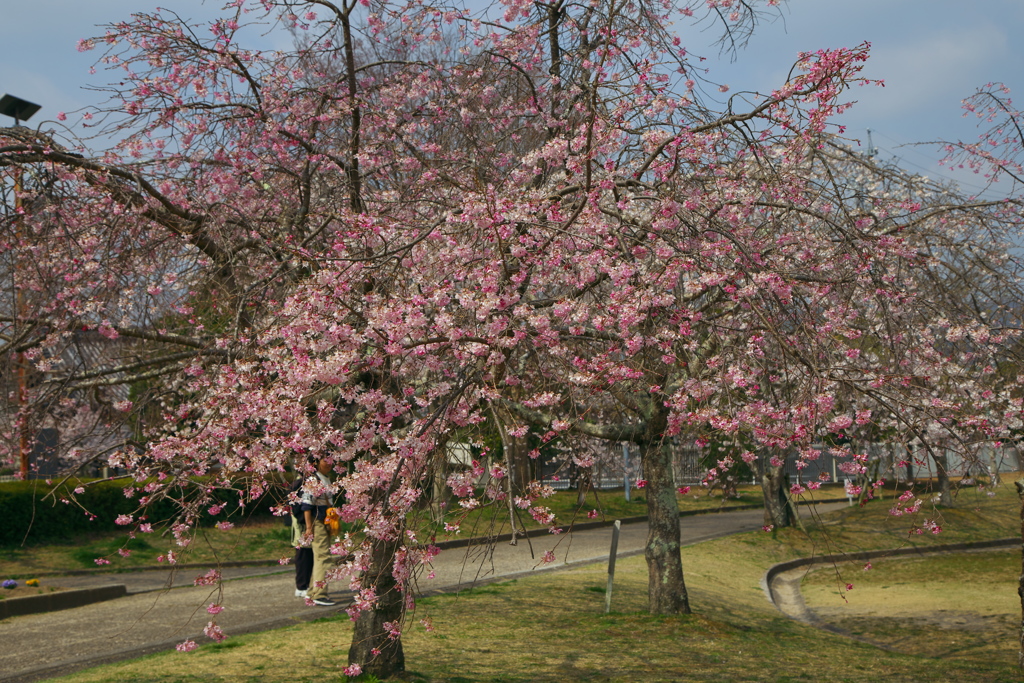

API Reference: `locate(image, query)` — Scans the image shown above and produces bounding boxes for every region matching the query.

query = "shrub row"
[1,477,286,548]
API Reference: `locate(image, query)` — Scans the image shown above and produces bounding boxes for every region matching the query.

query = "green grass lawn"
[0,517,296,577]
[47,480,1022,682]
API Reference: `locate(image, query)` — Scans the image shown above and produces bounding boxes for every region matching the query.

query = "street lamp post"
[0,95,41,126]
[1,94,41,479]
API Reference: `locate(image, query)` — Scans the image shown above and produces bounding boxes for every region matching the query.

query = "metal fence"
[541,440,706,490]
[540,440,1024,491]
[781,443,1022,484]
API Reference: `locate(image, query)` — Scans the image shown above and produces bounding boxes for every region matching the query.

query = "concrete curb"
[763,536,1019,602]
[0,584,127,620]
[761,537,1019,628]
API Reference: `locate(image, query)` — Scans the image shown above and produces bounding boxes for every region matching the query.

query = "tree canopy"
[3,0,1024,676]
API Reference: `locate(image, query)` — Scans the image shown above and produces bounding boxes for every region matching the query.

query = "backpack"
[282,476,305,527]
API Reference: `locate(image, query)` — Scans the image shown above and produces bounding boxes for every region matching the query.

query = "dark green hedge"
[1,477,285,548]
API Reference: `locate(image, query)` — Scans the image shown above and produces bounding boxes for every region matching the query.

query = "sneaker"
[295,589,308,598]
[312,598,336,607]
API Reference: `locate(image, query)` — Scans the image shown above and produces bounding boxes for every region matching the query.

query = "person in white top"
[300,456,336,606]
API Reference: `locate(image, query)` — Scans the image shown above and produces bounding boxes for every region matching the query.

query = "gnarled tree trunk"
[348,536,405,678]
[759,459,792,528]
[576,465,591,506]
[903,443,916,483]
[930,446,953,507]
[509,435,534,496]
[987,446,1001,487]
[639,437,690,614]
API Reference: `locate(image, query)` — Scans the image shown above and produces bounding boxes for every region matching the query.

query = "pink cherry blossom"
[175,640,198,653]
[2,2,1020,678]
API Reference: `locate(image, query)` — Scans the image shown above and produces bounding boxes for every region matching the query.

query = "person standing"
[288,476,314,598]
[301,456,336,606]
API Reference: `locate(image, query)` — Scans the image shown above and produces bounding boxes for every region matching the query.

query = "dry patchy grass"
[54,555,1017,683]
[803,549,1019,663]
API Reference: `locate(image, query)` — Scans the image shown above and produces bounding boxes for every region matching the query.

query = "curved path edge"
[761,537,1019,641]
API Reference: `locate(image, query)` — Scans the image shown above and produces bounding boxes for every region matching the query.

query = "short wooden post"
[605,520,621,613]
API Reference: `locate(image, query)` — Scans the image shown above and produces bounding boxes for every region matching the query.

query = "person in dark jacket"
[288,476,314,598]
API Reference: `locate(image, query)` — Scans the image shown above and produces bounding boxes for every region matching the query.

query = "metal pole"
[1,96,42,479]
[605,519,621,613]
[1015,479,1024,669]
[14,167,29,479]
[622,443,630,502]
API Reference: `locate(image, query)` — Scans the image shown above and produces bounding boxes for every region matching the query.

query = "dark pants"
[295,546,314,590]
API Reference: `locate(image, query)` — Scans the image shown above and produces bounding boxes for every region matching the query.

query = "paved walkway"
[1,503,845,683]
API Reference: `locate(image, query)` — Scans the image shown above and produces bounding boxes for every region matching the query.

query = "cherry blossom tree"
[939,81,1024,668]
[4,0,1024,677]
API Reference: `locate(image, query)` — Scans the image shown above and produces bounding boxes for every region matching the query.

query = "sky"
[1,0,1022,196]
[705,0,1024,197]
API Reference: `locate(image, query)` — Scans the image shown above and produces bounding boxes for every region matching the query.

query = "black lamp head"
[0,94,42,124]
